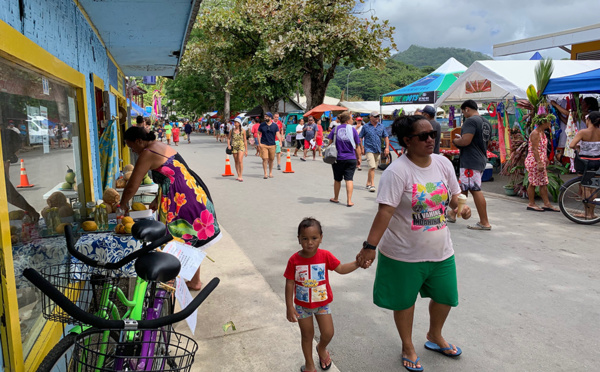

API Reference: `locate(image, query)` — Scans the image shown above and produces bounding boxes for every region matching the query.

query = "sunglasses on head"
[408,130,437,141]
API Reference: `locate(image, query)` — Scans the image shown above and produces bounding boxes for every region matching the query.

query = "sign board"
[42,77,50,95]
[381,91,439,106]
[143,76,156,85]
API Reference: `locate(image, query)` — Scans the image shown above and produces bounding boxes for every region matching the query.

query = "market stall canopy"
[304,104,348,119]
[381,58,467,106]
[435,60,600,106]
[127,99,148,117]
[202,111,219,118]
[543,68,600,94]
[77,0,201,77]
[339,101,444,116]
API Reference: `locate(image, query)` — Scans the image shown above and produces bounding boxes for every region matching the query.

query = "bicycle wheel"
[37,329,118,372]
[558,177,600,224]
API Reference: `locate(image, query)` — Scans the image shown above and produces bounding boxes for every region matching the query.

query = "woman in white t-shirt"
[293,118,305,156]
[356,115,471,372]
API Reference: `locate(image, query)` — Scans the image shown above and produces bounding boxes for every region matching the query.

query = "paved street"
[173,132,599,371]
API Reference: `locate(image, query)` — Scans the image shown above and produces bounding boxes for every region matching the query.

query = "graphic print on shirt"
[312,285,328,302]
[411,182,449,231]
[295,263,328,303]
[311,264,326,281]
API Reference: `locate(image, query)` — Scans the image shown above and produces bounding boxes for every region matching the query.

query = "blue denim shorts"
[295,304,331,319]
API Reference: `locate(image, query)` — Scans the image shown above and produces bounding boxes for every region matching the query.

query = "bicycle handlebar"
[64,224,173,270]
[23,268,219,329]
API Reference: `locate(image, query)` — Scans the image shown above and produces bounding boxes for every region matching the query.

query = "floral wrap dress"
[150,151,221,248]
[524,133,549,186]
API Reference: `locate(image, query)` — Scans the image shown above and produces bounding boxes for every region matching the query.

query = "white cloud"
[364,0,600,60]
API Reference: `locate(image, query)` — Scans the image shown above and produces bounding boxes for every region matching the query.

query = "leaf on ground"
[223,321,237,332]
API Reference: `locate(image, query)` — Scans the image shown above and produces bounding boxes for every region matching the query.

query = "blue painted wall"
[0,0,122,198]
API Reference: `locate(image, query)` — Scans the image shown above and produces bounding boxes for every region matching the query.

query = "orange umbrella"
[303,104,349,119]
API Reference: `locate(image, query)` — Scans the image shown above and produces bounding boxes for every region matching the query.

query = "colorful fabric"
[525,134,549,186]
[459,168,483,191]
[295,304,331,319]
[231,131,245,152]
[152,153,221,248]
[98,120,118,191]
[284,249,340,309]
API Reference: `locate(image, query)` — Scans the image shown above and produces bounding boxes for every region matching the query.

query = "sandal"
[467,222,491,230]
[316,347,332,370]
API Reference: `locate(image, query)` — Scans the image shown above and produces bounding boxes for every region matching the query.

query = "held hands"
[286,306,300,323]
[356,248,376,269]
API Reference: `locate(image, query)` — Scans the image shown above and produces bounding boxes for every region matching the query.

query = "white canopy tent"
[435,60,600,106]
[339,101,444,116]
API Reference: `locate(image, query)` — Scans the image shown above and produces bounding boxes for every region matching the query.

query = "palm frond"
[535,58,554,94]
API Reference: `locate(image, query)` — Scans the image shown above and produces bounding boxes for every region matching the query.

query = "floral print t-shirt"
[376,154,461,262]
[149,151,221,248]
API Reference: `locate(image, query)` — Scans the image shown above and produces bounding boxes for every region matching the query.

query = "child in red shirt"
[284,218,370,372]
[172,125,180,146]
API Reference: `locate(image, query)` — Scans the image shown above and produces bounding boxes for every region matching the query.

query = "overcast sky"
[364,0,600,60]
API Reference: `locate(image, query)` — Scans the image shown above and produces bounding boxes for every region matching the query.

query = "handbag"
[323,127,338,164]
[226,146,233,155]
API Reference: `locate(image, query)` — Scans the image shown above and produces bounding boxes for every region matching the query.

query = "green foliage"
[392,45,492,68]
[326,60,429,101]
[522,164,568,202]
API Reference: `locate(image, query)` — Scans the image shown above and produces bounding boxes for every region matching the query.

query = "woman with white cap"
[227,117,248,182]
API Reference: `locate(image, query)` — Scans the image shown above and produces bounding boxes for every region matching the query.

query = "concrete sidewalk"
[174,227,341,372]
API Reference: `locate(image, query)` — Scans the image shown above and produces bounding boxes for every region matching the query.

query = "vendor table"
[42,183,159,204]
[42,183,79,203]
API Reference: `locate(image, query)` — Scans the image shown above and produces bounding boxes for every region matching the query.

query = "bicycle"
[558,155,600,225]
[24,267,219,371]
[32,220,195,371]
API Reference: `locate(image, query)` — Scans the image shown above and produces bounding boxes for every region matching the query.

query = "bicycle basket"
[72,329,198,371]
[38,263,126,324]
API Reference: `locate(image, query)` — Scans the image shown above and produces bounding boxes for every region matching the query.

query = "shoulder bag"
[323,127,338,164]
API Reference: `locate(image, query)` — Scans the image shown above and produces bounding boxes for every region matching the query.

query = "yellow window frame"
[0,19,95,371]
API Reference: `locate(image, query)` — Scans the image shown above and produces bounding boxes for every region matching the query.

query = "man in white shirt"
[293,118,305,157]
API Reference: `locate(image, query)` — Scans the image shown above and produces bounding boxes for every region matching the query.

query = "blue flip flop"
[424,341,462,357]
[402,356,424,372]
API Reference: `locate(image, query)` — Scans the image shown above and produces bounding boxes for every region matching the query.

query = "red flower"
[158,166,175,184]
[193,210,215,241]
[464,169,474,178]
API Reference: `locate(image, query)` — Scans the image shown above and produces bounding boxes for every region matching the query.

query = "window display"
[0,57,85,357]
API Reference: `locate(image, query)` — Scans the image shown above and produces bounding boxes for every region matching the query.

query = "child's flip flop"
[424,340,462,357]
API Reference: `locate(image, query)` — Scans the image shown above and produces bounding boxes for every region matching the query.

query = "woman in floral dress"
[524,114,559,212]
[122,126,221,289]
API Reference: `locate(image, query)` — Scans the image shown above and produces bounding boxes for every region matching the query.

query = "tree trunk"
[261,98,278,116]
[302,72,328,111]
[224,90,231,122]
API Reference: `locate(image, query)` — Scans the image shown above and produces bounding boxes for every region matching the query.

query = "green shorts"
[373,252,458,311]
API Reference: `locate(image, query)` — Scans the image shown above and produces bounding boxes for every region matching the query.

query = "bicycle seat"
[131,220,167,242]
[135,251,181,283]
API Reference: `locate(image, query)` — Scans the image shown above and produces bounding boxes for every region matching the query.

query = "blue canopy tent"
[544,68,600,94]
[127,98,150,117]
[381,58,467,106]
[530,52,543,60]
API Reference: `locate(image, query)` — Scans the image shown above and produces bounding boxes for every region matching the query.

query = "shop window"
[0,57,85,358]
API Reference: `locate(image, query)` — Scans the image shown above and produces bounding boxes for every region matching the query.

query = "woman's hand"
[459,205,471,220]
[357,248,376,268]
[244,150,248,157]
[149,197,158,212]
[286,306,300,323]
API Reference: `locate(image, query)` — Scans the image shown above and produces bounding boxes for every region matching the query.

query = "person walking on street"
[359,111,389,192]
[328,111,361,207]
[356,115,471,372]
[258,112,282,178]
[452,99,492,230]
[251,117,261,156]
[274,113,284,170]
[184,120,193,143]
[355,117,364,171]
[172,124,180,146]
[164,121,173,145]
[285,218,368,372]
[301,116,318,161]
[227,117,248,182]
[316,119,324,158]
[420,105,441,154]
[294,118,305,157]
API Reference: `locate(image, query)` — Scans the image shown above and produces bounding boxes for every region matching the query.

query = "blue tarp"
[127,99,150,117]
[530,52,543,60]
[543,68,600,94]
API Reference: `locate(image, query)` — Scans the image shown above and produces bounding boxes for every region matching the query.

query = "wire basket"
[72,329,198,371]
[38,263,126,324]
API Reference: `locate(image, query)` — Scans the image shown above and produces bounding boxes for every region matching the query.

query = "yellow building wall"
[571,41,600,59]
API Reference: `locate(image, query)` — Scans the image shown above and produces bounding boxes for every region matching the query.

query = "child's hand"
[286,307,300,323]
[362,260,373,269]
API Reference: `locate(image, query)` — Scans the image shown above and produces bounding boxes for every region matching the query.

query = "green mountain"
[392,45,493,69]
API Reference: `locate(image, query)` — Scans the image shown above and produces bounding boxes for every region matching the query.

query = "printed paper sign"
[175,277,197,335]
[162,241,206,281]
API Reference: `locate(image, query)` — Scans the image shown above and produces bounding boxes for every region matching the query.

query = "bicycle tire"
[37,329,118,372]
[558,177,600,225]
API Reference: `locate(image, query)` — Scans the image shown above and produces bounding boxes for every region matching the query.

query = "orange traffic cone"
[17,159,34,188]
[222,155,234,177]
[283,149,295,173]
